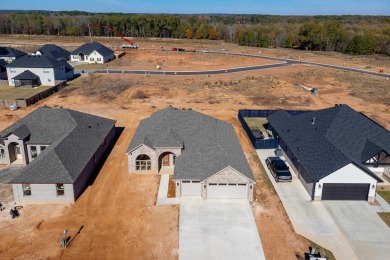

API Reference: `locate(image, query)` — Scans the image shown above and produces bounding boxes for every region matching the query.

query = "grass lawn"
[0,85,52,100]
[244,117,268,132]
[378,212,390,228]
[377,190,390,204]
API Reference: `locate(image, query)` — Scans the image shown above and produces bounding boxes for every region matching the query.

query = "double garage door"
[322,183,370,201]
[207,183,248,199]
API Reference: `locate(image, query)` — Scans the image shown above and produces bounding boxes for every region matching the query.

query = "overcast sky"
[1,0,389,15]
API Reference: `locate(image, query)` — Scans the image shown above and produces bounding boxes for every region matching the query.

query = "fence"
[238,109,308,149]
[0,81,67,108]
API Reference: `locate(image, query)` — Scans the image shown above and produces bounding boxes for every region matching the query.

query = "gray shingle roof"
[0,59,8,67]
[268,105,388,182]
[0,47,26,58]
[71,42,114,57]
[127,107,254,182]
[12,70,39,80]
[37,44,70,60]
[6,55,70,69]
[0,106,116,184]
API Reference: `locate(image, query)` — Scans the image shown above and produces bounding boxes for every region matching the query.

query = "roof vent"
[311,117,315,125]
[88,126,92,128]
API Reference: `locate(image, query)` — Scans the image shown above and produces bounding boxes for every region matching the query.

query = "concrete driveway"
[257,149,390,260]
[179,198,265,260]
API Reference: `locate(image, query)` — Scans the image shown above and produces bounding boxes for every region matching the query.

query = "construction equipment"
[88,24,138,49]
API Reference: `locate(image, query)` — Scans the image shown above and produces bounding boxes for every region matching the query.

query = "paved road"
[77,49,390,78]
[256,149,390,260]
[179,198,265,260]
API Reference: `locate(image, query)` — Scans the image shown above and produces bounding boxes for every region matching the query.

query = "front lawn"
[377,190,390,204]
[378,212,390,228]
[0,85,52,99]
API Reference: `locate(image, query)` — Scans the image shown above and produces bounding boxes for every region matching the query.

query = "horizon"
[1,0,390,16]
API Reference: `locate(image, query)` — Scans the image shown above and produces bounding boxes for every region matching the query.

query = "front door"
[15,145,22,160]
[162,154,169,166]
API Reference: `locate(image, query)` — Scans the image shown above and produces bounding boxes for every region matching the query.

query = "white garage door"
[181,181,201,196]
[207,183,248,199]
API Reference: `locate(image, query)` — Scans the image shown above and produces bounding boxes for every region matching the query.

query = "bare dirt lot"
[0,36,389,259]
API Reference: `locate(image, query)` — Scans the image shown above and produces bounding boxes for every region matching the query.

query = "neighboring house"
[126,106,255,200]
[0,106,116,204]
[70,42,114,64]
[6,55,74,87]
[0,59,7,80]
[267,105,389,202]
[0,47,26,62]
[33,44,70,61]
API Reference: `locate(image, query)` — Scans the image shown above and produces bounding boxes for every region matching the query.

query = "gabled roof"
[36,44,70,60]
[268,105,388,182]
[127,107,254,182]
[6,55,70,69]
[0,59,8,67]
[12,70,39,80]
[0,47,26,58]
[0,106,116,184]
[71,42,114,57]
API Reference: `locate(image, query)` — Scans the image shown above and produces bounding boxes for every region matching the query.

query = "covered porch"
[13,70,40,88]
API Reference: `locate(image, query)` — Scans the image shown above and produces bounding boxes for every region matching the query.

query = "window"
[90,58,94,61]
[135,154,151,171]
[40,146,46,152]
[43,68,50,74]
[10,68,16,73]
[48,79,52,82]
[56,183,65,196]
[23,184,31,196]
[30,146,38,159]
[0,147,5,159]
[97,58,101,61]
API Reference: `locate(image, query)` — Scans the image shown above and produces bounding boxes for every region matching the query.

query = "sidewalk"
[156,174,180,205]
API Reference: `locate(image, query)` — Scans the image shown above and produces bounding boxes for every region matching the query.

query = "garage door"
[207,183,248,199]
[322,183,370,200]
[181,181,201,196]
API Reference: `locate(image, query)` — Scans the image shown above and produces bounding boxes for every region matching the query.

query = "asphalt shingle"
[0,106,116,184]
[36,44,70,60]
[127,107,254,182]
[268,105,389,182]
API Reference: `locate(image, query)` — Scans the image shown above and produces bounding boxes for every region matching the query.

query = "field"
[0,36,389,259]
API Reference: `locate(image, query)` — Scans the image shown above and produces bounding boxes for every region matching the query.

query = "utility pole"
[88,24,92,43]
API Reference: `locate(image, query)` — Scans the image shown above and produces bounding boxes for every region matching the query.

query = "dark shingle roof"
[37,44,70,60]
[127,107,254,182]
[12,70,39,80]
[6,55,69,68]
[71,42,114,57]
[268,105,388,182]
[0,59,8,67]
[0,106,116,184]
[0,47,26,58]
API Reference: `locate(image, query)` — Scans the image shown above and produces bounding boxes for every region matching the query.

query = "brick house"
[126,106,255,200]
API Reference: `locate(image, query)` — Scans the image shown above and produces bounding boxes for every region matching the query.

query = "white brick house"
[126,107,255,200]
[0,106,116,204]
[70,42,114,64]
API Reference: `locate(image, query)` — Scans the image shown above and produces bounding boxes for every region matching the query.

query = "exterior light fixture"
[318,184,322,189]
[372,184,376,189]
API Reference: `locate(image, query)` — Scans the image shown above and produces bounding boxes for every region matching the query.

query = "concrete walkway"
[179,198,265,260]
[257,149,390,260]
[156,174,179,205]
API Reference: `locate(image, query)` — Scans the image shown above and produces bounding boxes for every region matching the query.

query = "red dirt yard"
[0,37,389,260]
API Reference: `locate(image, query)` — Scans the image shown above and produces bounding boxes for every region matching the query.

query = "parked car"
[266,157,292,182]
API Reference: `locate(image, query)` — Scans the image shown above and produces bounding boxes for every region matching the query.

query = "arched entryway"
[8,142,22,164]
[79,53,85,61]
[158,152,176,174]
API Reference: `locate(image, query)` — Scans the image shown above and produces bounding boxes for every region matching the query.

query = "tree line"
[0,11,389,55]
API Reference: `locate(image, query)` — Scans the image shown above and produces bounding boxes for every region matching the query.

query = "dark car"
[266,157,292,182]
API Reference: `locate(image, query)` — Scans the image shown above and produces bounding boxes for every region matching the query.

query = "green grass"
[378,212,390,228]
[377,190,390,204]
[244,117,268,132]
[0,85,52,99]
